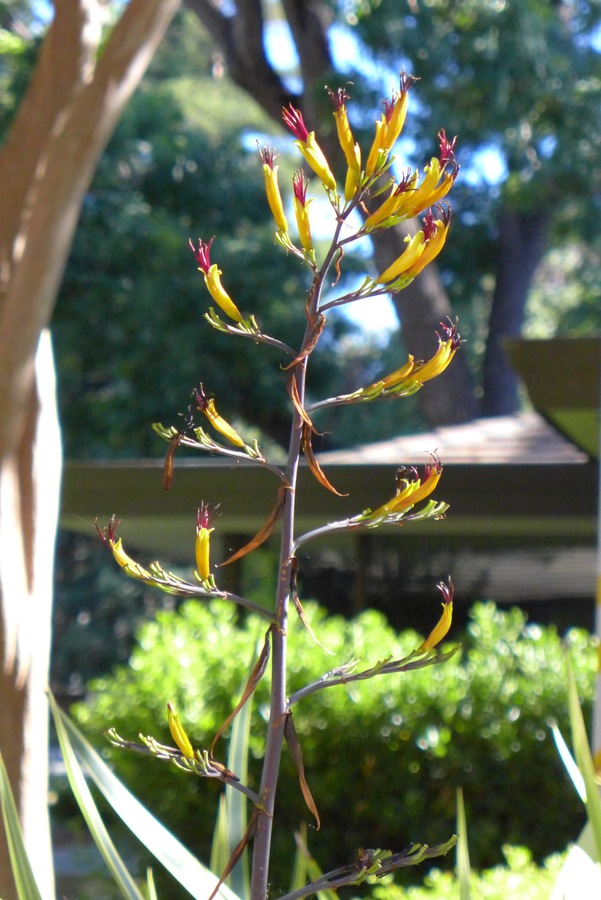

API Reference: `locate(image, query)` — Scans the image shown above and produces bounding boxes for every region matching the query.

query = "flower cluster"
[98,74,463,894]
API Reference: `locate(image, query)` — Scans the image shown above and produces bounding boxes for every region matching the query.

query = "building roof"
[318,411,589,466]
[61,410,597,563]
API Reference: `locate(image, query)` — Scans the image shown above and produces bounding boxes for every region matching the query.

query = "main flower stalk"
[250,354,309,899]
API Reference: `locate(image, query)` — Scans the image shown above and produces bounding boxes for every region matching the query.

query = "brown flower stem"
[250,358,307,899]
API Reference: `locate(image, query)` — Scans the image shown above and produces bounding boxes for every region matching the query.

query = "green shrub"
[72,600,595,890]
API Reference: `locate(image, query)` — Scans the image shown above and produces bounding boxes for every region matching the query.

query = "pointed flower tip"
[282,103,309,141]
[418,576,454,652]
[194,383,245,447]
[196,500,218,532]
[195,501,217,583]
[438,317,462,351]
[293,170,309,204]
[326,83,352,111]
[423,202,452,239]
[259,143,278,169]
[437,575,454,606]
[399,70,419,92]
[189,237,215,274]
[383,70,417,117]
[368,452,443,519]
[96,515,121,547]
[438,129,458,168]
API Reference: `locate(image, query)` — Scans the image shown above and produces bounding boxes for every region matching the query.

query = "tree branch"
[0,0,180,456]
[185,0,297,119]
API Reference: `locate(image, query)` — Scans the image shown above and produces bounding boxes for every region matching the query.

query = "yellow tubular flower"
[365,74,417,177]
[97,517,153,582]
[376,230,426,284]
[327,86,361,173]
[167,703,195,759]
[379,355,416,390]
[204,265,244,323]
[365,117,387,177]
[418,579,454,652]
[364,170,418,230]
[390,459,442,510]
[401,130,459,219]
[189,238,244,324]
[411,322,460,384]
[344,143,362,201]
[335,107,357,167]
[383,87,409,149]
[194,384,245,448]
[195,502,214,581]
[260,145,288,233]
[109,539,152,579]
[294,198,313,250]
[282,105,336,191]
[404,208,451,278]
[300,132,337,191]
[369,455,442,519]
[293,171,313,251]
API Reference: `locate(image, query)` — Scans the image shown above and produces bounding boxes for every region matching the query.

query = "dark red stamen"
[292,170,308,204]
[325,85,351,111]
[282,104,310,142]
[189,238,214,274]
[437,318,462,351]
[437,576,454,606]
[193,383,209,411]
[259,144,278,169]
[438,129,458,167]
[197,501,211,531]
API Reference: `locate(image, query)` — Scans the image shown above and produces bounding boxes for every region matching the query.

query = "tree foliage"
[341,0,601,408]
[185,0,601,418]
[52,10,424,457]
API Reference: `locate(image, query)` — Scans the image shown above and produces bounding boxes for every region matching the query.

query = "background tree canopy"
[43,0,600,458]
[51,10,424,458]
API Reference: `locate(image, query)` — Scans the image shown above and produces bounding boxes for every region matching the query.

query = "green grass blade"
[211,664,254,896]
[456,787,471,900]
[224,687,251,898]
[0,753,43,900]
[49,695,241,900]
[290,825,338,900]
[146,867,158,900]
[50,693,145,900]
[550,719,587,803]
[210,795,229,883]
[289,831,308,893]
[566,653,601,862]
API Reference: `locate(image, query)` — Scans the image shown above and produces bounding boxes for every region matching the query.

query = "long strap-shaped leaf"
[0,753,43,900]
[566,655,601,861]
[456,787,471,900]
[50,693,145,900]
[48,693,241,900]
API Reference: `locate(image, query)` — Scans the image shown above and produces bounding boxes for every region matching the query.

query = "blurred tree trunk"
[186,0,478,426]
[0,1,180,896]
[482,206,549,416]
